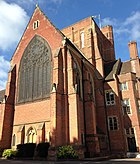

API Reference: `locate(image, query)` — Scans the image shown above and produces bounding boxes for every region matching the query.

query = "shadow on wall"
[0,65,16,149]
[103,77,138,155]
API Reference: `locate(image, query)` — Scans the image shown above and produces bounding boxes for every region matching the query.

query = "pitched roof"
[0,90,5,102]
[104,59,132,81]
[120,61,131,74]
[104,59,121,81]
[11,5,65,62]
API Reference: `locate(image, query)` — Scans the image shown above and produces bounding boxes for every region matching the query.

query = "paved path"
[0,159,140,164]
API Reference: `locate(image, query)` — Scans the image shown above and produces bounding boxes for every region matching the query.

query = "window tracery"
[18,35,51,103]
[27,127,37,143]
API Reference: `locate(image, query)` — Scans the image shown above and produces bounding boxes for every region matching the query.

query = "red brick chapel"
[0,5,140,158]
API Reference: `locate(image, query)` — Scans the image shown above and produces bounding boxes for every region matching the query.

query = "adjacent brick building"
[0,5,140,158]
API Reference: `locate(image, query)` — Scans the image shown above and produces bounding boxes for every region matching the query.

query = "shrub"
[17,143,36,158]
[2,149,17,159]
[35,142,50,158]
[57,145,78,159]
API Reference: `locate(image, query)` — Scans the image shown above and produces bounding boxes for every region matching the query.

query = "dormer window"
[33,20,39,30]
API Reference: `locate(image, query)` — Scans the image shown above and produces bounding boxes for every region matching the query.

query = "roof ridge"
[37,6,65,38]
[10,5,65,62]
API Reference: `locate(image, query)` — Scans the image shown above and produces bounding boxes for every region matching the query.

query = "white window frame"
[105,90,115,106]
[122,99,131,114]
[137,99,140,113]
[120,82,128,91]
[80,31,84,48]
[33,20,39,30]
[134,81,138,90]
[108,116,119,131]
[125,127,135,136]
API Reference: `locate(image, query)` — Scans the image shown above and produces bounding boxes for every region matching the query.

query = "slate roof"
[0,90,5,102]
[104,59,121,81]
[104,59,132,81]
[120,61,131,74]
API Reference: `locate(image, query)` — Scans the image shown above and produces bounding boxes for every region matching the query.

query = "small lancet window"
[80,32,84,48]
[12,134,16,146]
[33,20,39,30]
[27,127,37,143]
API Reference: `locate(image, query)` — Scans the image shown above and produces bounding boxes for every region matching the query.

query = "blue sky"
[1,0,140,89]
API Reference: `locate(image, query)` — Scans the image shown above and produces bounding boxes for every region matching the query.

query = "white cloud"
[124,11,140,25]
[9,0,63,6]
[102,11,140,41]
[0,0,29,50]
[124,11,140,40]
[0,56,10,90]
[49,0,62,4]
[102,17,117,27]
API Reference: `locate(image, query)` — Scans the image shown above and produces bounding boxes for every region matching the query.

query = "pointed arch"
[72,58,83,99]
[26,127,37,143]
[18,35,52,103]
[12,134,16,146]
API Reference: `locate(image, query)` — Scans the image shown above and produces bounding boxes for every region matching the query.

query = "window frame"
[17,35,52,103]
[134,81,138,90]
[12,134,16,146]
[80,31,84,48]
[120,82,128,91]
[108,116,119,131]
[27,127,37,143]
[105,90,115,106]
[125,127,135,136]
[122,99,131,114]
[33,20,39,30]
[72,59,83,99]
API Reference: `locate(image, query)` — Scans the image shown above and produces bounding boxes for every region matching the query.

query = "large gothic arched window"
[73,60,82,98]
[18,35,51,103]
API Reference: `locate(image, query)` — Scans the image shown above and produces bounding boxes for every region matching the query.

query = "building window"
[106,33,109,38]
[126,128,129,135]
[134,81,138,90]
[33,20,39,30]
[122,99,131,114]
[80,32,84,48]
[125,127,135,136]
[12,134,16,146]
[105,90,115,105]
[18,35,51,103]
[73,60,82,98]
[108,116,118,131]
[27,127,37,143]
[120,82,128,91]
[137,100,140,113]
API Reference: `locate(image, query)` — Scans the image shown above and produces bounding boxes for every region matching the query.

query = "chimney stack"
[128,41,139,60]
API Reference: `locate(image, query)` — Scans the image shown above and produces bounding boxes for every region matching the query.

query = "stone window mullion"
[18,35,51,103]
